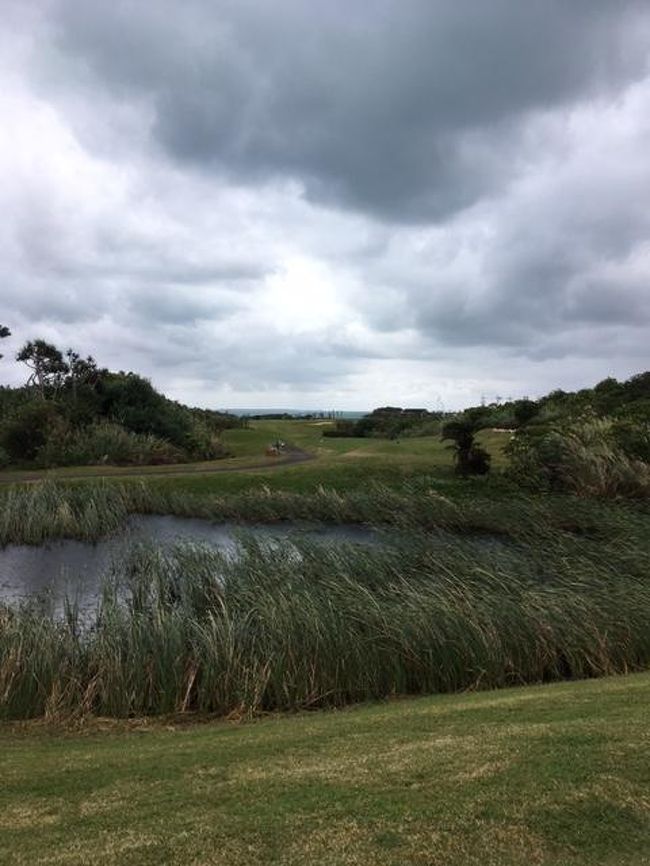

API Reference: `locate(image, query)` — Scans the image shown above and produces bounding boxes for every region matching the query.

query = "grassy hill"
[2,672,649,865]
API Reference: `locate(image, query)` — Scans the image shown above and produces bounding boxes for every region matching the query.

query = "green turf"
[0,420,510,494]
[143,423,509,496]
[1,673,649,865]
[223,419,508,463]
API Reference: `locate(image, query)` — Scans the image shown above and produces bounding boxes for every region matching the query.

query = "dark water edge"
[0,515,381,609]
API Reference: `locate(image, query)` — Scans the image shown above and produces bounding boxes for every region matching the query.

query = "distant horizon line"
[219,408,370,416]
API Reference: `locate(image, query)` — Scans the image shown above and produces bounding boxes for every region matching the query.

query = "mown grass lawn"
[0,420,511,495]
[148,422,510,496]
[222,419,508,465]
[2,673,649,866]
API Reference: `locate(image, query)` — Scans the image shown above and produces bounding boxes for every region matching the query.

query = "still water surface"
[0,515,379,608]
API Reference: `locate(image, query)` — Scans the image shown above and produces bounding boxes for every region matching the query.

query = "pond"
[0,515,381,609]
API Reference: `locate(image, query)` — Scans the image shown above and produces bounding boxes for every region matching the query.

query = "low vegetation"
[507,417,650,499]
[1,487,649,720]
[321,373,650,492]
[457,370,650,431]
[323,405,442,439]
[0,475,644,547]
[0,367,649,862]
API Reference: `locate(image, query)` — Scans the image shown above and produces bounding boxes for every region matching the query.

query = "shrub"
[35,421,185,467]
[322,420,358,438]
[184,421,231,460]
[610,417,650,462]
[0,401,66,462]
[401,419,443,438]
[507,418,650,499]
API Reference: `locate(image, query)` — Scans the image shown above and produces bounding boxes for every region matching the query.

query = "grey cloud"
[121,322,360,391]
[47,0,650,222]
[2,1,649,407]
[125,286,245,326]
[563,277,650,326]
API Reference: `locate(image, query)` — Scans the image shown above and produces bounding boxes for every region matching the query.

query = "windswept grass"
[0,478,647,547]
[0,481,155,546]
[508,417,650,499]
[2,526,650,720]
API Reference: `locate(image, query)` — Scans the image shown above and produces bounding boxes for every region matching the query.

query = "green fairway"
[222,419,509,464]
[142,422,510,496]
[0,420,511,494]
[1,673,649,865]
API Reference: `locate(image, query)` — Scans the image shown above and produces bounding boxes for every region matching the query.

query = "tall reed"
[2,530,649,721]
[1,479,645,548]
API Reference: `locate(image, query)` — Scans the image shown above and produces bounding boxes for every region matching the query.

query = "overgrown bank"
[0,336,242,469]
[0,477,646,547]
[1,482,650,720]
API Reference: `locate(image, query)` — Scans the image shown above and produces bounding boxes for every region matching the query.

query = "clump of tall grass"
[0,480,157,546]
[0,477,647,548]
[2,530,650,721]
[555,420,650,498]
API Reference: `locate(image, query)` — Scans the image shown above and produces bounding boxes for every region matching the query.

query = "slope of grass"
[1,673,649,865]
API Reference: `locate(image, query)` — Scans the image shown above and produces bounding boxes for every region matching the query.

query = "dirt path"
[0,447,315,485]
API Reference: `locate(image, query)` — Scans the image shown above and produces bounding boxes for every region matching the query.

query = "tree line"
[0,326,241,469]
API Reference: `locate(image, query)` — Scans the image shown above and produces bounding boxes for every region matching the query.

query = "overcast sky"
[1,1,649,410]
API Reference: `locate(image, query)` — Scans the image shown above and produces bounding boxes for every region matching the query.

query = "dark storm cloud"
[48,0,649,222]
[125,286,246,326]
[2,0,649,407]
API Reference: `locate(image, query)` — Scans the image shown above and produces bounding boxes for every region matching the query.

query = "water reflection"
[0,515,379,608]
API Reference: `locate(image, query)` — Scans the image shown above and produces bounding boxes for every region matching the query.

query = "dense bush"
[400,418,443,438]
[468,371,650,432]
[0,345,240,468]
[0,401,64,462]
[0,401,232,469]
[34,422,186,468]
[323,407,442,440]
[610,416,650,462]
[507,418,650,499]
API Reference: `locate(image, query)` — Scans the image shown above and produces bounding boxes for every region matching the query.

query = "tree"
[0,325,9,359]
[441,409,491,476]
[513,398,540,427]
[16,339,68,398]
[65,349,99,402]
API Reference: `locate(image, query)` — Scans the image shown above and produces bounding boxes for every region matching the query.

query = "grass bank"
[1,672,649,865]
[1,477,647,547]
